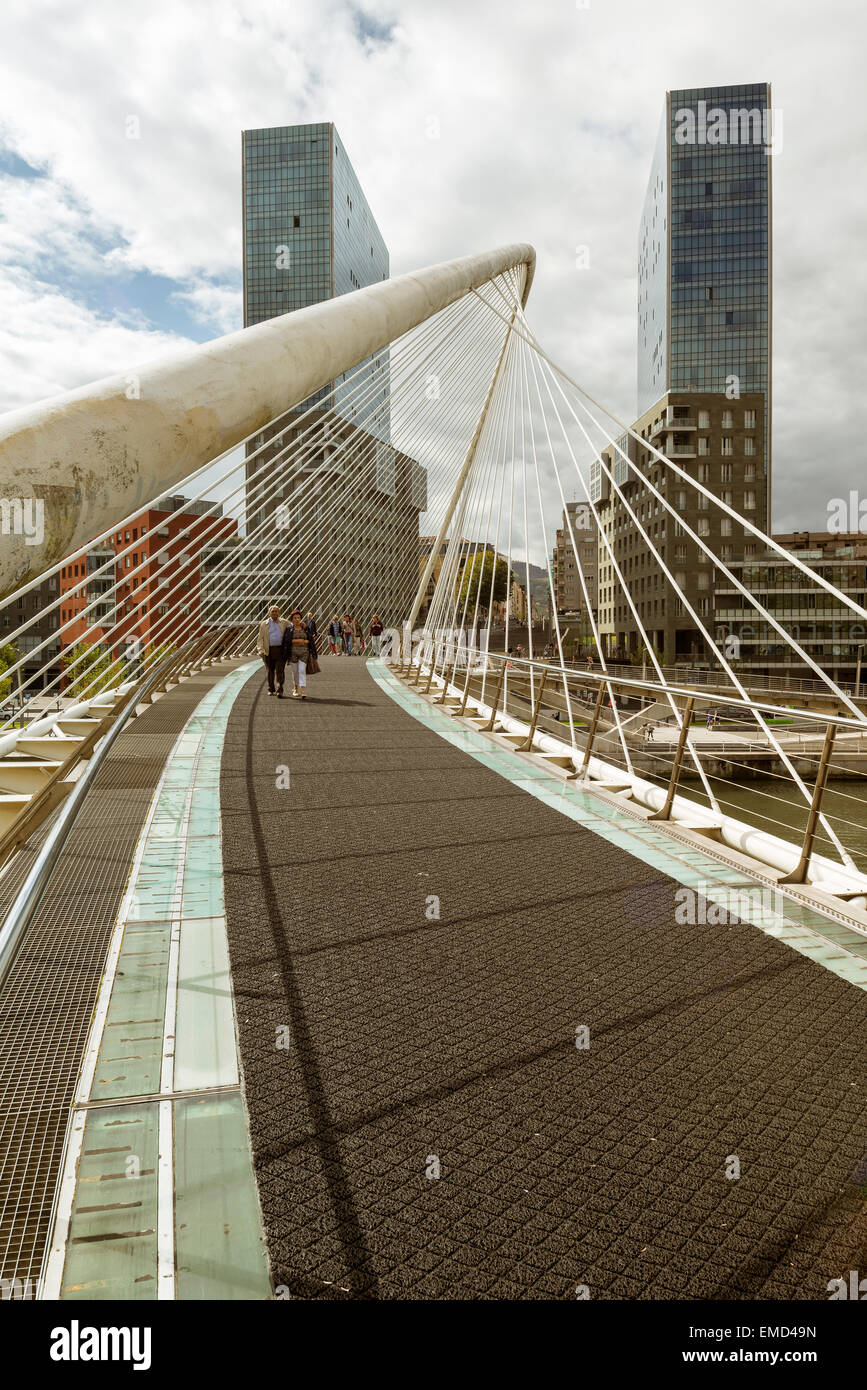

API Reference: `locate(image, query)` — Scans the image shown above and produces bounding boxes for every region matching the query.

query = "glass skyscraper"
[239,123,425,625]
[637,83,772,504]
[242,121,390,439]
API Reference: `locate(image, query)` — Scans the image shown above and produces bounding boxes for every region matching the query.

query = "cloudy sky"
[0,0,864,533]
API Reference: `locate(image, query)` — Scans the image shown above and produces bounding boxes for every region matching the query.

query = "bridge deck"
[0,662,247,1294]
[220,657,867,1300]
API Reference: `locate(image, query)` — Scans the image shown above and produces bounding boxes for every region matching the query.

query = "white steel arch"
[0,243,535,597]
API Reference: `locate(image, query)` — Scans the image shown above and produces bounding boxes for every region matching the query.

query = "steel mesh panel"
[0,665,242,1290]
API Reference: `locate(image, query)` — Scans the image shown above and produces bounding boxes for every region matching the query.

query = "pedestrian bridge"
[1,243,866,1300]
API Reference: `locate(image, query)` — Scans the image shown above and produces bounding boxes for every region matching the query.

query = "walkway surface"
[0,662,243,1293]
[220,657,867,1300]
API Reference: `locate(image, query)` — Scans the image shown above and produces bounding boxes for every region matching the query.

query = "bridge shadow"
[306,697,374,708]
[252,951,797,1170]
[241,681,380,1298]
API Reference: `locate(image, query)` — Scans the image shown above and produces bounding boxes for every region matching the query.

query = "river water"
[680,778,867,874]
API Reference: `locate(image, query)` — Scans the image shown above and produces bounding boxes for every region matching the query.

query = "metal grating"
[0,664,245,1292]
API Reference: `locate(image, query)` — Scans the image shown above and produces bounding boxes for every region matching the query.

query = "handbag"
[307,654,321,675]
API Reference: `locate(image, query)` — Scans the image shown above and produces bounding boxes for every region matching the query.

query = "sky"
[0,0,864,534]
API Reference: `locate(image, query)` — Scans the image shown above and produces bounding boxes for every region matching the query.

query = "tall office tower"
[595,84,773,664]
[240,123,425,624]
[243,122,390,436]
[638,83,772,512]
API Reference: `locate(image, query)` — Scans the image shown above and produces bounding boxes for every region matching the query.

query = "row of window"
[59,526,151,580]
[646,407,759,431]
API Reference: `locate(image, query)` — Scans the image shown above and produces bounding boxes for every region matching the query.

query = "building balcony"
[650,411,696,438]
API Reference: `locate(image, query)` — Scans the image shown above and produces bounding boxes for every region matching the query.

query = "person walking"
[369,613,384,657]
[343,613,354,656]
[353,614,364,655]
[284,609,313,699]
[257,603,289,698]
[327,614,341,655]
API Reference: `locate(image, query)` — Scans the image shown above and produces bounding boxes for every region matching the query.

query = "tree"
[144,641,177,672]
[457,552,510,616]
[0,642,19,701]
[64,641,115,697]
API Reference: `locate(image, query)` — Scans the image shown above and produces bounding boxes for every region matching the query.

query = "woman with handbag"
[283,609,315,699]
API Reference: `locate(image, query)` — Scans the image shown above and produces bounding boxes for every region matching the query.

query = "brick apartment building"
[58,496,236,686]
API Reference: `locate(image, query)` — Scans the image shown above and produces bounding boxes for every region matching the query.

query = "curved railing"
[0,626,245,987]
[398,643,867,912]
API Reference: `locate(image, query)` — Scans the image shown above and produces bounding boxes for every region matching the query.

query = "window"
[744,437,755,455]
[697,571,710,590]
[698,494,709,510]
[697,518,710,536]
[293,215,300,228]
[697,462,709,482]
[721,462,733,482]
[722,411,733,429]
[698,437,710,456]
[743,491,756,510]
[721,518,732,536]
[744,409,756,429]
[675,490,687,510]
[698,410,710,428]
[721,438,733,456]
[721,491,732,507]
[744,461,756,481]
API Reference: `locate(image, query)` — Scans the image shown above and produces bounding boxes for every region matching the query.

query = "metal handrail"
[413,641,867,887]
[422,644,867,734]
[592,660,866,701]
[0,634,216,990]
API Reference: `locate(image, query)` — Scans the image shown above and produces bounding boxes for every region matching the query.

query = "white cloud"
[173,280,242,335]
[0,274,196,410]
[0,0,864,532]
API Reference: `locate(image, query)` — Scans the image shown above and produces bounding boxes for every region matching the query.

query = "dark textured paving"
[220,658,867,1300]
